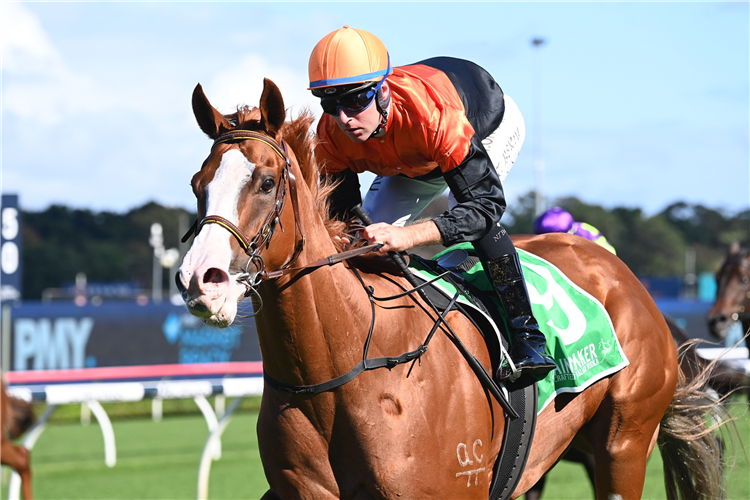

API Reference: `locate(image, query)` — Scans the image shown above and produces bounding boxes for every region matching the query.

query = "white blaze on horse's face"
[178,149,255,326]
[207,149,254,222]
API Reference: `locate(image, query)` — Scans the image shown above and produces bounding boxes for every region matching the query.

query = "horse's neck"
[254,218,374,384]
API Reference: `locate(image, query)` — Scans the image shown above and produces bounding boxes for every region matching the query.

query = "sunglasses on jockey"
[313,72,388,116]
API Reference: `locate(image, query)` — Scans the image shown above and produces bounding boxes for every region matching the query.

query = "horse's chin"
[185,283,245,328]
[202,314,234,328]
[707,312,732,340]
[708,324,729,341]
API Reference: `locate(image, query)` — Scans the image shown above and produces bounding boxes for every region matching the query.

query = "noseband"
[181,130,305,285]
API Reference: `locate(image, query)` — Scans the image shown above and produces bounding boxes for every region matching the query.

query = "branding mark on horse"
[456,440,485,487]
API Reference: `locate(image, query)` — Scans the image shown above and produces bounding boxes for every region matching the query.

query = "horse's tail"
[657,345,742,500]
[6,395,35,440]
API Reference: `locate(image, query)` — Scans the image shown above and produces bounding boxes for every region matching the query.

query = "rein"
[263,267,456,395]
[262,261,519,419]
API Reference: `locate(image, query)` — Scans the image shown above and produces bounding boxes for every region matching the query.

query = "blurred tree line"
[21,202,195,300]
[503,192,750,277]
[18,195,750,300]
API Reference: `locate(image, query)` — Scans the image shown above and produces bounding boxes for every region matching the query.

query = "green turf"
[539,394,749,500]
[3,410,269,500]
[2,395,747,499]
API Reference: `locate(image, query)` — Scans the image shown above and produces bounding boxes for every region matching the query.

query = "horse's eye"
[261,178,275,193]
[742,276,749,285]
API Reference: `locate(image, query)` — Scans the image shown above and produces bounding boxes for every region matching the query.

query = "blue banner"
[7,301,260,371]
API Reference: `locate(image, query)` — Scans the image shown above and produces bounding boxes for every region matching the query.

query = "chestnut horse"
[1,378,34,500]
[177,78,727,500]
[708,241,750,341]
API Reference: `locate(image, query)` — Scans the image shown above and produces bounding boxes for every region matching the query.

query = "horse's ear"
[729,241,741,256]
[259,78,285,137]
[192,83,232,139]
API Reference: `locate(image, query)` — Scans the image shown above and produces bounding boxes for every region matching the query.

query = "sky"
[1,1,748,217]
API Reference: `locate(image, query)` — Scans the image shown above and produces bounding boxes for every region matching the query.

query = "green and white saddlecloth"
[409,244,629,414]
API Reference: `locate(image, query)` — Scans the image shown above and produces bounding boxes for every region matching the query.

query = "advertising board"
[4,301,261,382]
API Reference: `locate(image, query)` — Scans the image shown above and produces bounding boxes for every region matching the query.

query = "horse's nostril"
[203,267,229,285]
[708,315,726,326]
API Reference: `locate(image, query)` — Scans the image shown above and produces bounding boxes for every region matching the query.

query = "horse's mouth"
[181,281,245,327]
[202,315,232,328]
[185,296,214,317]
[185,296,236,328]
[707,318,730,340]
[175,265,246,327]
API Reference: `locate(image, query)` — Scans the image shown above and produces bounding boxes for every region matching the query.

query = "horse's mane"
[227,105,349,251]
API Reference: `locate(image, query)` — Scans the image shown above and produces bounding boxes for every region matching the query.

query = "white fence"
[6,373,263,500]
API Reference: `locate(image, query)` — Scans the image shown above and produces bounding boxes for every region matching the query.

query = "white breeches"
[362,95,526,225]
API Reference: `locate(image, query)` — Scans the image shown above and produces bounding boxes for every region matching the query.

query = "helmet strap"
[368,87,390,139]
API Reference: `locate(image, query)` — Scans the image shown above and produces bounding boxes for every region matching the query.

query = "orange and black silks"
[317,57,509,246]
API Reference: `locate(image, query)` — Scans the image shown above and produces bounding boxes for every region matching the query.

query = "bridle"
[181,130,305,289]
[182,129,382,296]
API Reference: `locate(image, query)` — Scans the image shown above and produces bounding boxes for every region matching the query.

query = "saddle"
[353,247,536,500]
[351,247,505,372]
[409,250,505,375]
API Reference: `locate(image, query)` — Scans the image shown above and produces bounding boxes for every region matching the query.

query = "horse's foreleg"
[1,440,32,500]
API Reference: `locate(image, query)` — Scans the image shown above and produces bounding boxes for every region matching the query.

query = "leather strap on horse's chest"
[263,269,462,395]
[263,346,428,395]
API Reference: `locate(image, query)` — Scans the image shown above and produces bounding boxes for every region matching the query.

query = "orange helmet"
[308,26,392,90]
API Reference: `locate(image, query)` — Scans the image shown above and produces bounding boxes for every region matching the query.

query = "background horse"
[708,241,750,342]
[1,377,34,500]
[177,78,729,499]
[706,241,750,406]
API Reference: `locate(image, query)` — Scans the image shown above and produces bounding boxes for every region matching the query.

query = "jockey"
[308,26,556,386]
[534,207,617,255]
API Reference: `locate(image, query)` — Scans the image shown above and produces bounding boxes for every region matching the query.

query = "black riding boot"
[485,252,557,385]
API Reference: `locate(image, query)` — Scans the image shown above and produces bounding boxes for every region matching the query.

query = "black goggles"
[318,85,378,115]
